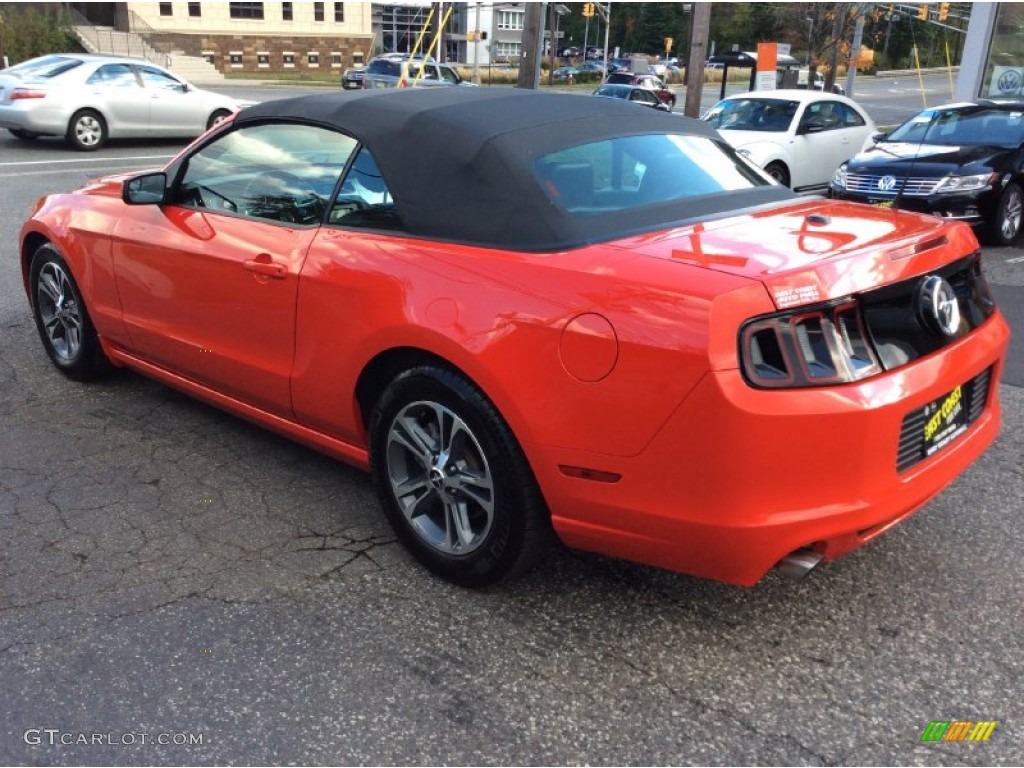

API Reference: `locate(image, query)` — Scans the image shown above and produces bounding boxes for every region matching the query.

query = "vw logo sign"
[998,68,1023,95]
[877,175,898,192]
[917,275,961,338]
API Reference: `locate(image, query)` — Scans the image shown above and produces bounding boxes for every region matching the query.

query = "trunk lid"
[612,197,979,309]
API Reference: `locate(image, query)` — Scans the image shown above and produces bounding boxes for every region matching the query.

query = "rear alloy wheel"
[206,109,232,130]
[764,161,791,188]
[369,366,551,587]
[986,181,1023,246]
[66,109,107,151]
[29,244,110,380]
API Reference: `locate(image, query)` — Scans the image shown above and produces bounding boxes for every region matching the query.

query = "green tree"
[0,3,78,67]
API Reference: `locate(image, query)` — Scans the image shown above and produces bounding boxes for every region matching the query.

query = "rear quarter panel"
[289,229,771,457]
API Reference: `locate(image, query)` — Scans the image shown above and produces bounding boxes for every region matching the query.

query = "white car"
[703,89,876,193]
[0,53,240,151]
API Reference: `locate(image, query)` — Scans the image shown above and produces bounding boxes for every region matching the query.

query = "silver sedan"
[0,53,240,151]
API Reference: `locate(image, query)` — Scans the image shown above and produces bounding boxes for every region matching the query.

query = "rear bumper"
[532,312,1010,586]
[0,102,66,135]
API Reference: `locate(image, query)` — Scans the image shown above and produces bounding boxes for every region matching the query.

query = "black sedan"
[829,101,1024,245]
[341,68,365,90]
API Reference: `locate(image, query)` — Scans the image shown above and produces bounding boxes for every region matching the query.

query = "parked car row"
[703,91,1024,246]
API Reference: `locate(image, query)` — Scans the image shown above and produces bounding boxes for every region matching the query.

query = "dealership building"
[958,3,1024,100]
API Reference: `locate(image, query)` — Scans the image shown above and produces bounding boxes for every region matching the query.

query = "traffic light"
[582,2,595,18]
[938,2,950,21]
[467,30,476,42]
[917,4,929,20]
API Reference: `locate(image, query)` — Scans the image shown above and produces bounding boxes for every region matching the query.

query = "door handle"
[244,257,287,279]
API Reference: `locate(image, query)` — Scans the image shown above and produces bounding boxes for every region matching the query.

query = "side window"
[801,101,842,132]
[836,103,866,128]
[136,65,186,91]
[86,64,139,88]
[328,147,403,231]
[439,65,460,84]
[175,123,357,226]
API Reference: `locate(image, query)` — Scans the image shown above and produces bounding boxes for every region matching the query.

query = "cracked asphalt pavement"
[1,135,1022,766]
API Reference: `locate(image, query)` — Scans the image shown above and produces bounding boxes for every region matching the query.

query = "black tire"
[984,181,1023,246]
[764,161,791,188]
[9,129,40,140]
[369,365,552,587]
[29,243,111,381]
[66,108,107,151]
[206,108,232,130]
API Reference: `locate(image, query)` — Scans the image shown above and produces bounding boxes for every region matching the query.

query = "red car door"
[111,122,356,416]
[112,207,316,416]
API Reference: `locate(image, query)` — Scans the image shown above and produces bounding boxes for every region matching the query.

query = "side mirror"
[123,172,168,205]
[872,131,888,143]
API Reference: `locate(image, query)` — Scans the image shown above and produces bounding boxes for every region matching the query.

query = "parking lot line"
[0,154,174,168]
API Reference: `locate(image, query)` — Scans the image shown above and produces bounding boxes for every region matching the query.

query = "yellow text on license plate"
[923,385,963,442]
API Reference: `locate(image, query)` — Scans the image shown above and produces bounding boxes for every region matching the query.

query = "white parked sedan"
[0,53,240,151]
[703,89,876,193]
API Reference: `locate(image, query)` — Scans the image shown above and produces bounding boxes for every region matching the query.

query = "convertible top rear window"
[535,134,769,215]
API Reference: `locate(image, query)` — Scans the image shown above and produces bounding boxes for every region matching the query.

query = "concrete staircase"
[168,55,227,86]
[73,24,226,86]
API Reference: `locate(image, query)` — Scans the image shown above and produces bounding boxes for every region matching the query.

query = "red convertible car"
[20,89,1009,586]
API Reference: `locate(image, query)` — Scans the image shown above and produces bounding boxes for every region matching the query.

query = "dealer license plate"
[921,384,969,457]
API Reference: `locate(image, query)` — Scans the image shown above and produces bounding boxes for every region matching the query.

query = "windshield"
[887,106,1024,146]
[704,98,799,132]
[534,133,770,215]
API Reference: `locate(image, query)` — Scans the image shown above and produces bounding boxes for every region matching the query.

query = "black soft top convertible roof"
[237,88,791,250]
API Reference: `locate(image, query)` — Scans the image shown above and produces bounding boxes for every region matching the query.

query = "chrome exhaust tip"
[777,549,824,581]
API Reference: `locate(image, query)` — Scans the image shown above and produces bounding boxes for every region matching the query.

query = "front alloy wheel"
[36,260,83,364]
[370,366,551,586]
[988,181,1023,246]
[29,244,110,380]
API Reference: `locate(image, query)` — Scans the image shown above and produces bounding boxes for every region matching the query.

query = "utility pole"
[472,2,481,85]
[547,2,557,86]
[824,2,849,94]
[683,2,711,117]
[517,1,545,89]
[845,11,865,97]
[600,2,611,71]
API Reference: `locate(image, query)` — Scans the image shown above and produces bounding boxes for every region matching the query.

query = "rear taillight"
[741,299,882,388]
[11,88,48,100]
